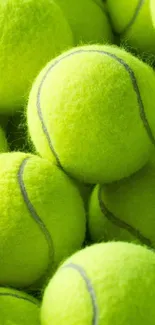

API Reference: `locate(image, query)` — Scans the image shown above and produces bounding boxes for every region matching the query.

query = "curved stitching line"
[63,263,98,325]
[0,292,40,306]
[98,184,153,247]
[120,0,145,36]
[18,157,54,283]
[93,0,107,13]
[36,49,155,167]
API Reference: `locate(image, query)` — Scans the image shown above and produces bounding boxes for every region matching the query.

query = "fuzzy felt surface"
[0,0,73,114]
[88,161,155,246]
[107,0,155,54]
[0,287,40,324]
[54,0,113,45]
[41,241,155,325]
[27,44,155,184]
[150,0,155,27]
[0,152,85,289]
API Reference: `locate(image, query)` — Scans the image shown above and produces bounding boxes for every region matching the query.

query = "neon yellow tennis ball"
[88,161,155,247]
[107,0,155,54]
[41,241,155,325]
[0,152,85,289]
[150,0,155,27]
[0,287,40,324]
[0,0,73,115]
[55,0,113,45]
[27,44,155,184]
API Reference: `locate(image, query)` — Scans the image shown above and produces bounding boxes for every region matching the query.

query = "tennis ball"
[150,0,155,27]
[0,0,73,115]
[88,161,155,247]
[0,127,8,152]
[107,0,155,54]
[0,152,85,289]
[55,0,113,45]
[41,241,155,325]
[0,287,40,324]
[27,44,155,184]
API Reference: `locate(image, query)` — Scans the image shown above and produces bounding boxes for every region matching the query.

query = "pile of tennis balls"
[1,0,155,324]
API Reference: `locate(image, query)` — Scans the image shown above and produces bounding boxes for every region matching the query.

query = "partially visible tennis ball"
[0,152,85,289]
[150,0,155,27]
[27,44,155,184]
[55,0,113,45]
[107,0,155,54]
[0,127,8,152]
[88,161,155,247]
[41,241,155,325]
[0,0,73,114]
[0,287,40,324]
